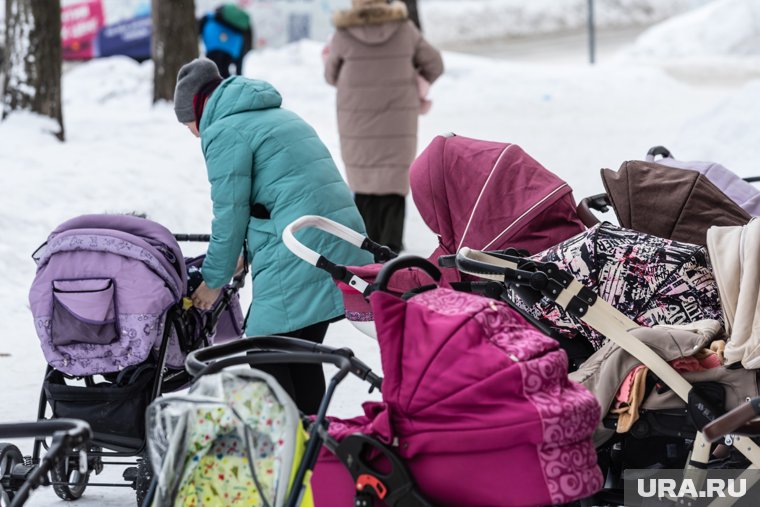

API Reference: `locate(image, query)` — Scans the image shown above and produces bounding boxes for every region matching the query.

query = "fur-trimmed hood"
[333,0,408,29]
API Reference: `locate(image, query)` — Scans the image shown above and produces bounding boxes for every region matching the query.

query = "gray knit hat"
[174,58,222,123]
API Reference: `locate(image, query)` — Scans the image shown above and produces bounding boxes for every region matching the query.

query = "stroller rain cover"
[147,369,313,507]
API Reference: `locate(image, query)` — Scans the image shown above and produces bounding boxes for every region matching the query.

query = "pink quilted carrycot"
[312,281,603,506]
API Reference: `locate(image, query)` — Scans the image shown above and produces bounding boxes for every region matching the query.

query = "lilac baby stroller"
[26,214,245,504]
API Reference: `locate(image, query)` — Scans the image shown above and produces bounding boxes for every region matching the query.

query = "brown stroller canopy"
[602,160,751,246]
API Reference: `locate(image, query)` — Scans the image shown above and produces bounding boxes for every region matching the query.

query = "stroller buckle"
[356,473,388,500]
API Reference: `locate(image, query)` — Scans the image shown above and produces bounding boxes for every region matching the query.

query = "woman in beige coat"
[324,0,444,252]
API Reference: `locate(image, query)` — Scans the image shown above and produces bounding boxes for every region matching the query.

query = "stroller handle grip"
[374,255,441,292]
[703,398,760,443]
[576,193,610,228]
[646,145,673,161]
[283,215,366,267]
[0,418,92,441]
[173,234,211,242]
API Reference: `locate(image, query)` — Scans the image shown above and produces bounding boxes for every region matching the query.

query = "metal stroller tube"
[703,398,760,443]
[0,419,91,441]
[184,336,382,390]
[0,419,92,507]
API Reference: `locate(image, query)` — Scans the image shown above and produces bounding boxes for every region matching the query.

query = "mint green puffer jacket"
[199,77,372,335]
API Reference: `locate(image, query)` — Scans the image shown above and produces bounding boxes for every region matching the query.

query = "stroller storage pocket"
[52,279,117,346]
[44,366,154,445]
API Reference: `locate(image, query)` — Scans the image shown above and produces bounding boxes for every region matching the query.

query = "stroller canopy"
[29,214,187,375]
[353,287,603,506]
[409,134,584,257]
[602,160,751,246]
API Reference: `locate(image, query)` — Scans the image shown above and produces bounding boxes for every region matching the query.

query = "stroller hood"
[29,214,187,375]
[409,134,584,257]
[345,287,603,506]
[602,160,750,246]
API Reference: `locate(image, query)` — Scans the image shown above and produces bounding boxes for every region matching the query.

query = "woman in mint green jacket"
[174,58,372,413]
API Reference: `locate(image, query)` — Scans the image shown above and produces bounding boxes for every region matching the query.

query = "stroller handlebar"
[703,398,760,443]
[283,215,366,267]
[184,336,382,391]
[173,234,211,242]
[0,418,92,441]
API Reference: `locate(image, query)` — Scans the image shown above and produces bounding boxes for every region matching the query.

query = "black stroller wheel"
[134,452,153,506]
[51,453,89,500]
[0,443,24,503]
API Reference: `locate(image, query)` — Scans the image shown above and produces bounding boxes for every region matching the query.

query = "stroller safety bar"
[284,215,395,293]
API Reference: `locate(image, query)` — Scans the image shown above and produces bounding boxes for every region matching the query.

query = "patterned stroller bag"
[515,222,723,351]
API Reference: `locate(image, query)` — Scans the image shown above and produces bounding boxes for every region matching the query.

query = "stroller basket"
[43,366,154,450]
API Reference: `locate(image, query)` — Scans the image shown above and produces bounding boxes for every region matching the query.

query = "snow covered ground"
[2,1,760,504]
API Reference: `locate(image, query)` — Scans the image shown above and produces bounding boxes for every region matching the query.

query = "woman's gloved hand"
[191,282,222,311]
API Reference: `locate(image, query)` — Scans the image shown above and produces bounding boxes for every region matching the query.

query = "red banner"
[61,0,105,60]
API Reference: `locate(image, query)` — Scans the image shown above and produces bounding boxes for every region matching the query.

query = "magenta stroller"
[305,256,602,506]
[25,214,245,504]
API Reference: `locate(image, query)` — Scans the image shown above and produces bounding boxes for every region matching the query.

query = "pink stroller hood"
[314,288,603,506]
[410,135,585,259]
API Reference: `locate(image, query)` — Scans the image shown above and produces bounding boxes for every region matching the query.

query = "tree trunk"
[2,0,64,140]
[152,0,199,103]
[401,0,421,31]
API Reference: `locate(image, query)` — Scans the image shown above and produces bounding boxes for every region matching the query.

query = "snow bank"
[420,0,705,45]
[625,0,760,60]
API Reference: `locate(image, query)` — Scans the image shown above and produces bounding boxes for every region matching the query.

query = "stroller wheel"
[0,443,24,502]
[51,453,89,500]
[134,452,153,506]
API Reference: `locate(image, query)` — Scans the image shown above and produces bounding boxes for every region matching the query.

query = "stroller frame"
[454,247,760,506]
[27,233,246,504]
[0,419,92,507]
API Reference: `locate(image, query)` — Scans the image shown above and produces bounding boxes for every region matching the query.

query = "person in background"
[324,0,443,253]
[198,3,254,78]
[173,58,372,413]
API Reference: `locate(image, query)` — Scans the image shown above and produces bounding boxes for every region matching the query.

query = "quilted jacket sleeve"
[413,30,444,84]
[201,130,252,289]
[324,33,344,86]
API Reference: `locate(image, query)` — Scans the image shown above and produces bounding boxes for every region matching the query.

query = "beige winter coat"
[707,217,760,368]
[325,1,444,196]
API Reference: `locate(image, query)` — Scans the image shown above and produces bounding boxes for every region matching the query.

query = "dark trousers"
[253,320,329,414]
[354,193,405,253]
[206,50,243,78]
